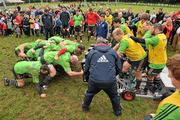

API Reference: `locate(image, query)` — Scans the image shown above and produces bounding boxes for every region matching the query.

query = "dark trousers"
[6,29,13,35]
[44,28,53,40]
[87,25,96,41]
[54,26,61,35]
[23,27,30,36]
[69,26,74,35]
[87,25,95,36]
[82,80,121,112]
[61,25,69,38]
[20,26,23,35]
[31,29,34,36]
[35,29,39,36]
[84,22,88,32]
[40,26,44,34]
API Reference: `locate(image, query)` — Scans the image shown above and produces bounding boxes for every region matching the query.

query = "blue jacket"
[84,44,121,83]
[42,14,53,29]
[96,21,109,39]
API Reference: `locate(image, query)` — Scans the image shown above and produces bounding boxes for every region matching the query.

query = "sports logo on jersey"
[97,55,109,63]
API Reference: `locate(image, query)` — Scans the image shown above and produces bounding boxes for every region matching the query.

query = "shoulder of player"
[160,91,180,107]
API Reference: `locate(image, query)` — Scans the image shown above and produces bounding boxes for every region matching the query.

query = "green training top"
[152,91,180,120]
[15,42,37,52]
[48,36,65,44]
[73,15,84,26]
[44,51,71,72]
[26,48,41,60]
[14,61,42,83]
[63,44,77,53]
[62,40,79,53]
[118,39,129,54]
[44,43,61,54]
[121,17,125,24]
[143,30,152,39]
[143,30,152,49]
[63,40,79,46]
[120,24,126,33]
[152,104,180,120]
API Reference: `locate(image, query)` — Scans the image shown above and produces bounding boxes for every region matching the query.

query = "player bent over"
[113,28,146,90]
[4,61,56,98]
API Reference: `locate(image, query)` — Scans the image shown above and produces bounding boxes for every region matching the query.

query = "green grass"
[0,35,177,120]
[0,3,178,120]
[0,34,159,120]
[2,2,179,13]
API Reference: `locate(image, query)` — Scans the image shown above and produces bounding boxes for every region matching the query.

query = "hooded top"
[84,44,121,83]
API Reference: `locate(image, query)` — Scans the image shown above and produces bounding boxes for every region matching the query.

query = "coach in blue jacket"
[96,13,109,39]
[82,37,122,116]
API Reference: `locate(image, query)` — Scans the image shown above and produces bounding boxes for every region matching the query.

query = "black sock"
[8,79,18,86]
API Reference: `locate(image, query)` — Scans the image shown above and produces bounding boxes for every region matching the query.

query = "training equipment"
[116,67,175,101]
[116,71,136,101]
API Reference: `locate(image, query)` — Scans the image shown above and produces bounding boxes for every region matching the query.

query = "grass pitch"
[0,2,178,120]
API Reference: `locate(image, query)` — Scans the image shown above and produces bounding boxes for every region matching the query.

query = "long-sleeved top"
[162,24,173,39]
[60,11,70,26]
[86,12,99,25]
[42,14,53,29]
[96,21,109,39]
[84,44,121,83]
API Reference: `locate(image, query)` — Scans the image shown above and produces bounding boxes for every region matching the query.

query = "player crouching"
[3,61,56,98]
